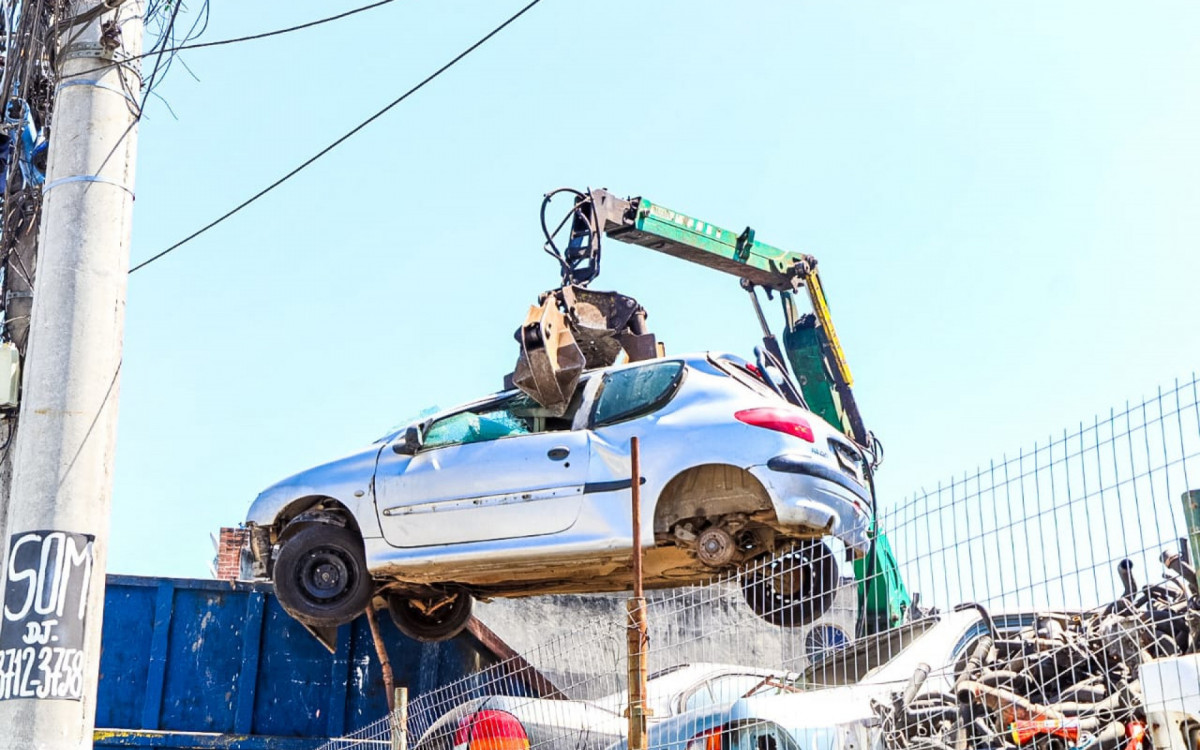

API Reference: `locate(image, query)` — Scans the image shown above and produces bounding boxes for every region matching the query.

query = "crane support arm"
[586,189,863,443]
[589,189,810,291]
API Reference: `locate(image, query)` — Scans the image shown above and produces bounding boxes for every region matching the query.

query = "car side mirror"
[392,426,421,455]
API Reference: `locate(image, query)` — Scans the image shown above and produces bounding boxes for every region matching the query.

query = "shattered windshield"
[422,394,543,448]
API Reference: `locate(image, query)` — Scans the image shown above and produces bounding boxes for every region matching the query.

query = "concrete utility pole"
[0,0,143,746]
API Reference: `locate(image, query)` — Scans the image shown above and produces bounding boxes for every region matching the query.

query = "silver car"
[244,353,873,641]
[616,611,1039,750]
[413,664,796,750]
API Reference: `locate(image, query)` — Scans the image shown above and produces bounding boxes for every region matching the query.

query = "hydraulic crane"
[512,187,911,634]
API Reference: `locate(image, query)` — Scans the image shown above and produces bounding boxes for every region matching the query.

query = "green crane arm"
[587,189,868,448]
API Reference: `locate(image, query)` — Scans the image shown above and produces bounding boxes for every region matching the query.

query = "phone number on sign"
[0,646,84,700]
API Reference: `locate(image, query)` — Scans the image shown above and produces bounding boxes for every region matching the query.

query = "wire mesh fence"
[319,374,1200,750]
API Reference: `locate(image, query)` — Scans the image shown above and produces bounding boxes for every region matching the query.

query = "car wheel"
[388,590,473,642]
[273,523,375,628]
[740,539,838,627]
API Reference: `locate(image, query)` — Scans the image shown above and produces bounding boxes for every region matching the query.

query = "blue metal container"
[94,575,494,749]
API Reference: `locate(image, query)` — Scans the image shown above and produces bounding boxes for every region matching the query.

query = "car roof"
[592,662,793,715]
[382,352,738,440]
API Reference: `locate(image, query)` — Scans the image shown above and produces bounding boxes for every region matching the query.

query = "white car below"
[617,610,1036,750]
[412,664,797,750]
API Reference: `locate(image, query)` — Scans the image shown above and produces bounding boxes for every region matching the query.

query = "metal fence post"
[627,437,649,750]
[391,687,408,750]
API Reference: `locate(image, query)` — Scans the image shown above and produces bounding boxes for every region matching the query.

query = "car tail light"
[686,725,729,750]
[453,710,530,750]
[1009,718,1082,745]
[735,407,815,443]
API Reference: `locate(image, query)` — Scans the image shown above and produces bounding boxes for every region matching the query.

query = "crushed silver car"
[244,352,874,641]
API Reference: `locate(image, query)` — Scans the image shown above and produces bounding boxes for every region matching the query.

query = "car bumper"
[750,454,872,557]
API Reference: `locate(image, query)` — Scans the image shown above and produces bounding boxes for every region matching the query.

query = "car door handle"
[547,447,570,461]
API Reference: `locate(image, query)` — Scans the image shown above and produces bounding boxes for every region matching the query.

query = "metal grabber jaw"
[510,286,658,414]
[511,292,586,417]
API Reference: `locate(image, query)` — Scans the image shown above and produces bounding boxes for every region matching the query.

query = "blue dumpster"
[94,575,496,749]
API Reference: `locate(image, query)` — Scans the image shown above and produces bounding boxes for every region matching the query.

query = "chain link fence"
[319,374,1200,750]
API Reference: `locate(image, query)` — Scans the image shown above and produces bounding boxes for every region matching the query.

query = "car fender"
[246,442,387,538]
[588,415,799,542]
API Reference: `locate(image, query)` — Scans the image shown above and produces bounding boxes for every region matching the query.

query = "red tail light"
[454,710,530,750]
[735,407,815,443]
[1126,722,1146,749]
[686,725,729,750]
[1009,718,1082,745]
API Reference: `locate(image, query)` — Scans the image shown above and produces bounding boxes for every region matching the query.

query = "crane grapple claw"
[511,294,586,417]
[511,286,658,413]
[559,286,655,370]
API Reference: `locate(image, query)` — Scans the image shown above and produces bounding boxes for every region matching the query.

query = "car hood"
[245,442,388,527]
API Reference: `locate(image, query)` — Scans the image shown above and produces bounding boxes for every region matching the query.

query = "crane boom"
[584,189,867,447]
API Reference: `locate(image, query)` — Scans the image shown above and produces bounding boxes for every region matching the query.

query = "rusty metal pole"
[626,437,649,750]
[365,606,396,712]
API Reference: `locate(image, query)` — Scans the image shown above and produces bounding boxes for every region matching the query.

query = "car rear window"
[592,361,685,427]
[710,356,782,400]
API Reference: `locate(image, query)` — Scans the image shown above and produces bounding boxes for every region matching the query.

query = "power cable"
[66,0,383,233]
[158,0,390,53]
[129,0,545,274]
[61,0,397,82]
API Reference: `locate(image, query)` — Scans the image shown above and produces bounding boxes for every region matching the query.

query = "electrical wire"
[129,0,545,274]
[60,0,397,82]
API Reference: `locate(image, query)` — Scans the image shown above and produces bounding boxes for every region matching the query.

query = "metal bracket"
[55,78,139,107]
[58,42,115,62]
[735,226,755,263]
[42,174,135,199]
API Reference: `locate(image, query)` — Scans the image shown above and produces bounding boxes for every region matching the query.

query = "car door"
[578,360,689,533]
[374,393,590,548]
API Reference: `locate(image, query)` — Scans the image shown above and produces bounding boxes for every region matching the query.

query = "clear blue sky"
[111,1,1200,577]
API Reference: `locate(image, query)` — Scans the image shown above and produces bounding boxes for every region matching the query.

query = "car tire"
[273,522,375,629]
[740,539,838,628]
[388,590,473,643]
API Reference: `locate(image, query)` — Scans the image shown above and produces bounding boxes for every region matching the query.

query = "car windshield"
[420,384,589,450]
[800,617,941,688]
[379,377,590,448]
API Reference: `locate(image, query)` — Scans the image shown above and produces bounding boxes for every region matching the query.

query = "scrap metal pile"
[873,549,1200,749]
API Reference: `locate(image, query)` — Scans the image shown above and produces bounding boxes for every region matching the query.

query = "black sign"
[0,530,95,701]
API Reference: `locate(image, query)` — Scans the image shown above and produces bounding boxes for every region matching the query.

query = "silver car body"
[246,353,872,594]
[413,664,795,750]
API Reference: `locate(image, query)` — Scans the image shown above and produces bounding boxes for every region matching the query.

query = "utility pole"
[0,0,143,745]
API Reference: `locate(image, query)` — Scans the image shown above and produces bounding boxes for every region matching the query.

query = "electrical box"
[0,342,19,409]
